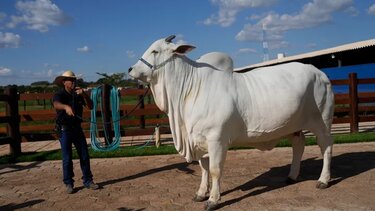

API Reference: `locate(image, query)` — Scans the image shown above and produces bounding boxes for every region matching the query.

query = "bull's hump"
[196,52,233,72]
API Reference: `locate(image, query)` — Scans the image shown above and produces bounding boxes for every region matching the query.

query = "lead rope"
[89,86,156,151]
[90,86,121,151]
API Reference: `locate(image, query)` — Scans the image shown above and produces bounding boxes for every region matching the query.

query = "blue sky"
[0,0,375,86]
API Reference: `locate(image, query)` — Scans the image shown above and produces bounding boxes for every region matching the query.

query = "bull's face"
[128,35,195,83]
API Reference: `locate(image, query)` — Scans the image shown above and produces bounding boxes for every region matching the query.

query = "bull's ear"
[173,45,196,55]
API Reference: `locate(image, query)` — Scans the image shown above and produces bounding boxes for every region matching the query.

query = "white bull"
[128,35,334,210]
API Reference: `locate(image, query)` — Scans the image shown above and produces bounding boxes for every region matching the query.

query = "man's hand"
[64,105,75,116]
[75,87,84,95]
[53,101,75,116]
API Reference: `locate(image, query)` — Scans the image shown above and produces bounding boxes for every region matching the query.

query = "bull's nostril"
[128,67,133,73]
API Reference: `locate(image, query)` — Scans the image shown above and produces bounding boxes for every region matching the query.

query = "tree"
[96,72,128,87]
[31,81,49,86]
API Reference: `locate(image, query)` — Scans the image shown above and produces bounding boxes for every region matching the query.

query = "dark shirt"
[53,89,86,126]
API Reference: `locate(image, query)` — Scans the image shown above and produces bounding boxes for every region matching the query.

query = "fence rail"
[1,73,374,154]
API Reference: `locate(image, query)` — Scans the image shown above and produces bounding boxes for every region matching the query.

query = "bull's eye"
[151,50,159,54]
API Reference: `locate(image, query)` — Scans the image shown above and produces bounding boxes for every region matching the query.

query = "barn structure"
[235,38,375,72]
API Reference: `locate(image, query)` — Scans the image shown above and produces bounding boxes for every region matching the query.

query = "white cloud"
[0,32,21,48]
[126,50,135,58]
[175,34,188,44]
[7,0,70,33]
[368,4,375,15]
[345,6,358,16]
[203,0,278,27]
[236,0,354,42]
[77,45,90,52]
[0,67,12,76]
[237,48,257,54]
[44,63,60,68]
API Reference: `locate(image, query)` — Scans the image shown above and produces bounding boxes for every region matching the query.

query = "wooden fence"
[331,73,375,132]
[0,86,21,156]
[0,73,374,155]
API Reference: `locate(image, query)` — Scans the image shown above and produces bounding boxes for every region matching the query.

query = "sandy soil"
[0,142,374,210]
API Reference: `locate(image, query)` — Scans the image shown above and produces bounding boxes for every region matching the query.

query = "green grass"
[1,132,375,164]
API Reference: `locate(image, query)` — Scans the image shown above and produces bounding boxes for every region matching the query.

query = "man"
[53,70,99,194]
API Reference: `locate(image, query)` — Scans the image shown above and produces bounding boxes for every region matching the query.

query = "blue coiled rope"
[90,86,121,151]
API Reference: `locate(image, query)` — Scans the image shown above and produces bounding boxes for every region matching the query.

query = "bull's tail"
[314,68,335,133]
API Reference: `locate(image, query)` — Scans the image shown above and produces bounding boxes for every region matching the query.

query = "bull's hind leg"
[193,157,209,202]
[315,130,333,189]
[287,131,305,183]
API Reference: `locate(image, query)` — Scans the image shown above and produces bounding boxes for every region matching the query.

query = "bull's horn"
[165,35,176,43]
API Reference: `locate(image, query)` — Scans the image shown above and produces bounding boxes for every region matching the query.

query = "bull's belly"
[230,128,292,150]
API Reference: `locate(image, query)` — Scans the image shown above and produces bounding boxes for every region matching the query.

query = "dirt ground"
[0,142,374,211]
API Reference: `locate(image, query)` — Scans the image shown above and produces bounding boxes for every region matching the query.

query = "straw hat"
[54,70,77,87]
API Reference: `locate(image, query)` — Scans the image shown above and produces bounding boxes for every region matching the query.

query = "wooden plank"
[119,89,151,96]
[0,136,12,145]
[21,133,58,142]
[20,93,54,101]
[335,98,350,104]
[120,104,159,110]
[332,117,350,124]
[331,79,349,85]
[358,78,375,84]
[358,92,375,98]
[359,106,375,112]
[0,116,11,123]
[0,127,6,133]
[121,127,171,136]
[334,93,350,104]
[19,110,55,121]
[334,107,350,113]
[145,118,169,125]
[359,97,375,103]
[359,116,375,122]
[119,119,140,126]
[0,95,9,101]
[20,124,55,132]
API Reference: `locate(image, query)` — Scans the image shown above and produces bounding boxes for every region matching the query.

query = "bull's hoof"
[192,195,207,202]
[204,201,219,211]
[316,181,329,189]
[286,177,297,185]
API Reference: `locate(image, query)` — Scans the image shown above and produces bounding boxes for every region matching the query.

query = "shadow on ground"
[0,199,45,211]
[217,151,375,209]
[0,161,44,176]
[98,161,199,188]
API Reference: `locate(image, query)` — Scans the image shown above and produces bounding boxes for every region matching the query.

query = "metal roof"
[235,38,375,72]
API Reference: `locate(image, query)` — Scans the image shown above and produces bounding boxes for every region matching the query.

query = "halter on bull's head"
[128,35,195,83]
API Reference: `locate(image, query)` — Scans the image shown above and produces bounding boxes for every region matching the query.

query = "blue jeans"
[59,125,93,186]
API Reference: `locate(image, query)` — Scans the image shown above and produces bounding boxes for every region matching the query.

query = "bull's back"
[231,62,331,147]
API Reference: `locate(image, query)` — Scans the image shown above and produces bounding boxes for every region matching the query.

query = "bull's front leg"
[205,141,227,210]
[193,157,210,202]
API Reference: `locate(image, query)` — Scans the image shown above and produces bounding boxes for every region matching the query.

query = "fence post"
[138,84,145,129]
[349,73,359,133]
[5,85,21,156]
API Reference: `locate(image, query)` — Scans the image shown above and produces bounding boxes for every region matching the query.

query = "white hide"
[129,36,334,207]
[130,40,333,162]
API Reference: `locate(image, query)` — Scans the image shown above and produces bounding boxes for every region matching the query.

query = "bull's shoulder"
[196,52,233,72]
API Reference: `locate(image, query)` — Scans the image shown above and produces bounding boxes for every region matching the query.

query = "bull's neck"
[150,55,197,114]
